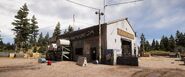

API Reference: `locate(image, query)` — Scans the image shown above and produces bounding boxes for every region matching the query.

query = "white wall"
[106,20,137,56]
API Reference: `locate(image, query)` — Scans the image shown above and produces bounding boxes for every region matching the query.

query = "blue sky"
[0,0,185,44]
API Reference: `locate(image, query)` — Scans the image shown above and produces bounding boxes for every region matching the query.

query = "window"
[75,48,83,55]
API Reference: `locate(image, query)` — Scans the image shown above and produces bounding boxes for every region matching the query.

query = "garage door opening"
[121,39,132,57]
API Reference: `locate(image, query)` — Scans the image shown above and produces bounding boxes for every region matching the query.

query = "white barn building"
[61,18,138,63]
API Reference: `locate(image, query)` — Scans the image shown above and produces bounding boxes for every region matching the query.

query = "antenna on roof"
[73,14,75,27]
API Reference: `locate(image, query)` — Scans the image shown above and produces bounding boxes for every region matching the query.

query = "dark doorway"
[121,39,132,57]
[90,47,97,61]
[75,48,83,55]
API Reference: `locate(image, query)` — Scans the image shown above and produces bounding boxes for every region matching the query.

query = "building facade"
[60,18,138,62]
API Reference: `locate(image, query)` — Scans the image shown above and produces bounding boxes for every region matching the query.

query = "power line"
[103,0,143,22]
[66,0,100,10]
[105,0,143,6]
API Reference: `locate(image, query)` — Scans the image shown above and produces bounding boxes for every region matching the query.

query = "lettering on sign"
[117,28,134,39]
[70,30,95,40]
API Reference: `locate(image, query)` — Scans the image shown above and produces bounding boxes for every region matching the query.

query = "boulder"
[76,56,87,67]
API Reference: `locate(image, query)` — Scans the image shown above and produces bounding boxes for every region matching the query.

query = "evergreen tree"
[12,3,30,52]
[30,15,39,47]
[0,41,3,51]
[163,36,170,51]
[160,36,165,50]
[64,29,68,34]
[37,32,49,54]
[155,40,160,50]
[151,39,156,50]
[0,31,3,51]
[176,30,180,45]
[4,43,14,50]
[175,30,184,46]
[52,22,61,41]
[140,33,146,53]
[145,41,151,51]
[0,30,2,41]
[68,25,74,33]
[32,46,37,53]
[0,40,3,46]
[38,32,43,46]
[169,35,176,52]
[43,32,49,45]
[38,46,46,53]
[182,33,185,47]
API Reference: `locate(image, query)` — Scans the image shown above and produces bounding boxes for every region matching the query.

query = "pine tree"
[32,46,37,53]
[145,41,151,51]
[37,32,49,53]
[38,32,43,46]
[0,31,3,51]
[163,36,170,51]
[12,3,30,52]
[176,30,184,46]
[182,33,185,47]
[0,40,3,51]
[64,29,68,34]
[140,33,146,53]
[30,15,39,47]
[176,30,180,46]
[160,36,165,50]
[169,35,176,52]
[43,32,49,45]
[68,25,74,33]
[151,39,156,50]
[52,22,61,42]
[0,30,2,41]
[155,40,160,50]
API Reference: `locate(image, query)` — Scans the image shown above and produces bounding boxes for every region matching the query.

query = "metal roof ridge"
[106,18,127,25]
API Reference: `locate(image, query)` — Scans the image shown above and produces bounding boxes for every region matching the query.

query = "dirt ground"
[0,56,185,77]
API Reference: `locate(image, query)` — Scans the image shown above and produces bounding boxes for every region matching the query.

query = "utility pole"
[66,0,104,62]
[103,0,106,23]
[103,0,143,22]
[95,10,104,62]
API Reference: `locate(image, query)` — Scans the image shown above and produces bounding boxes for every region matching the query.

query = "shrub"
[147,50,170,56]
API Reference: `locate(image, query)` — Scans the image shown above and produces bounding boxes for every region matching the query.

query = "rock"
[76,56,87,67]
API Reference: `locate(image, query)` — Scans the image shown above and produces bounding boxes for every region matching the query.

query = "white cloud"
[0,0,185,43]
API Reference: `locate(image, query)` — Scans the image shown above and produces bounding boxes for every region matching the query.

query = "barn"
[60,18,138,64]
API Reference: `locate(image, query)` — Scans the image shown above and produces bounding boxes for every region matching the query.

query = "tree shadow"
[0,65,40,72]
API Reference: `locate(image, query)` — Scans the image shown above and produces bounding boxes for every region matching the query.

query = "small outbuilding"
[60,18,138,64]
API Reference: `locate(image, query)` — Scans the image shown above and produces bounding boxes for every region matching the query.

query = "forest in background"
[140,30,185,54]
